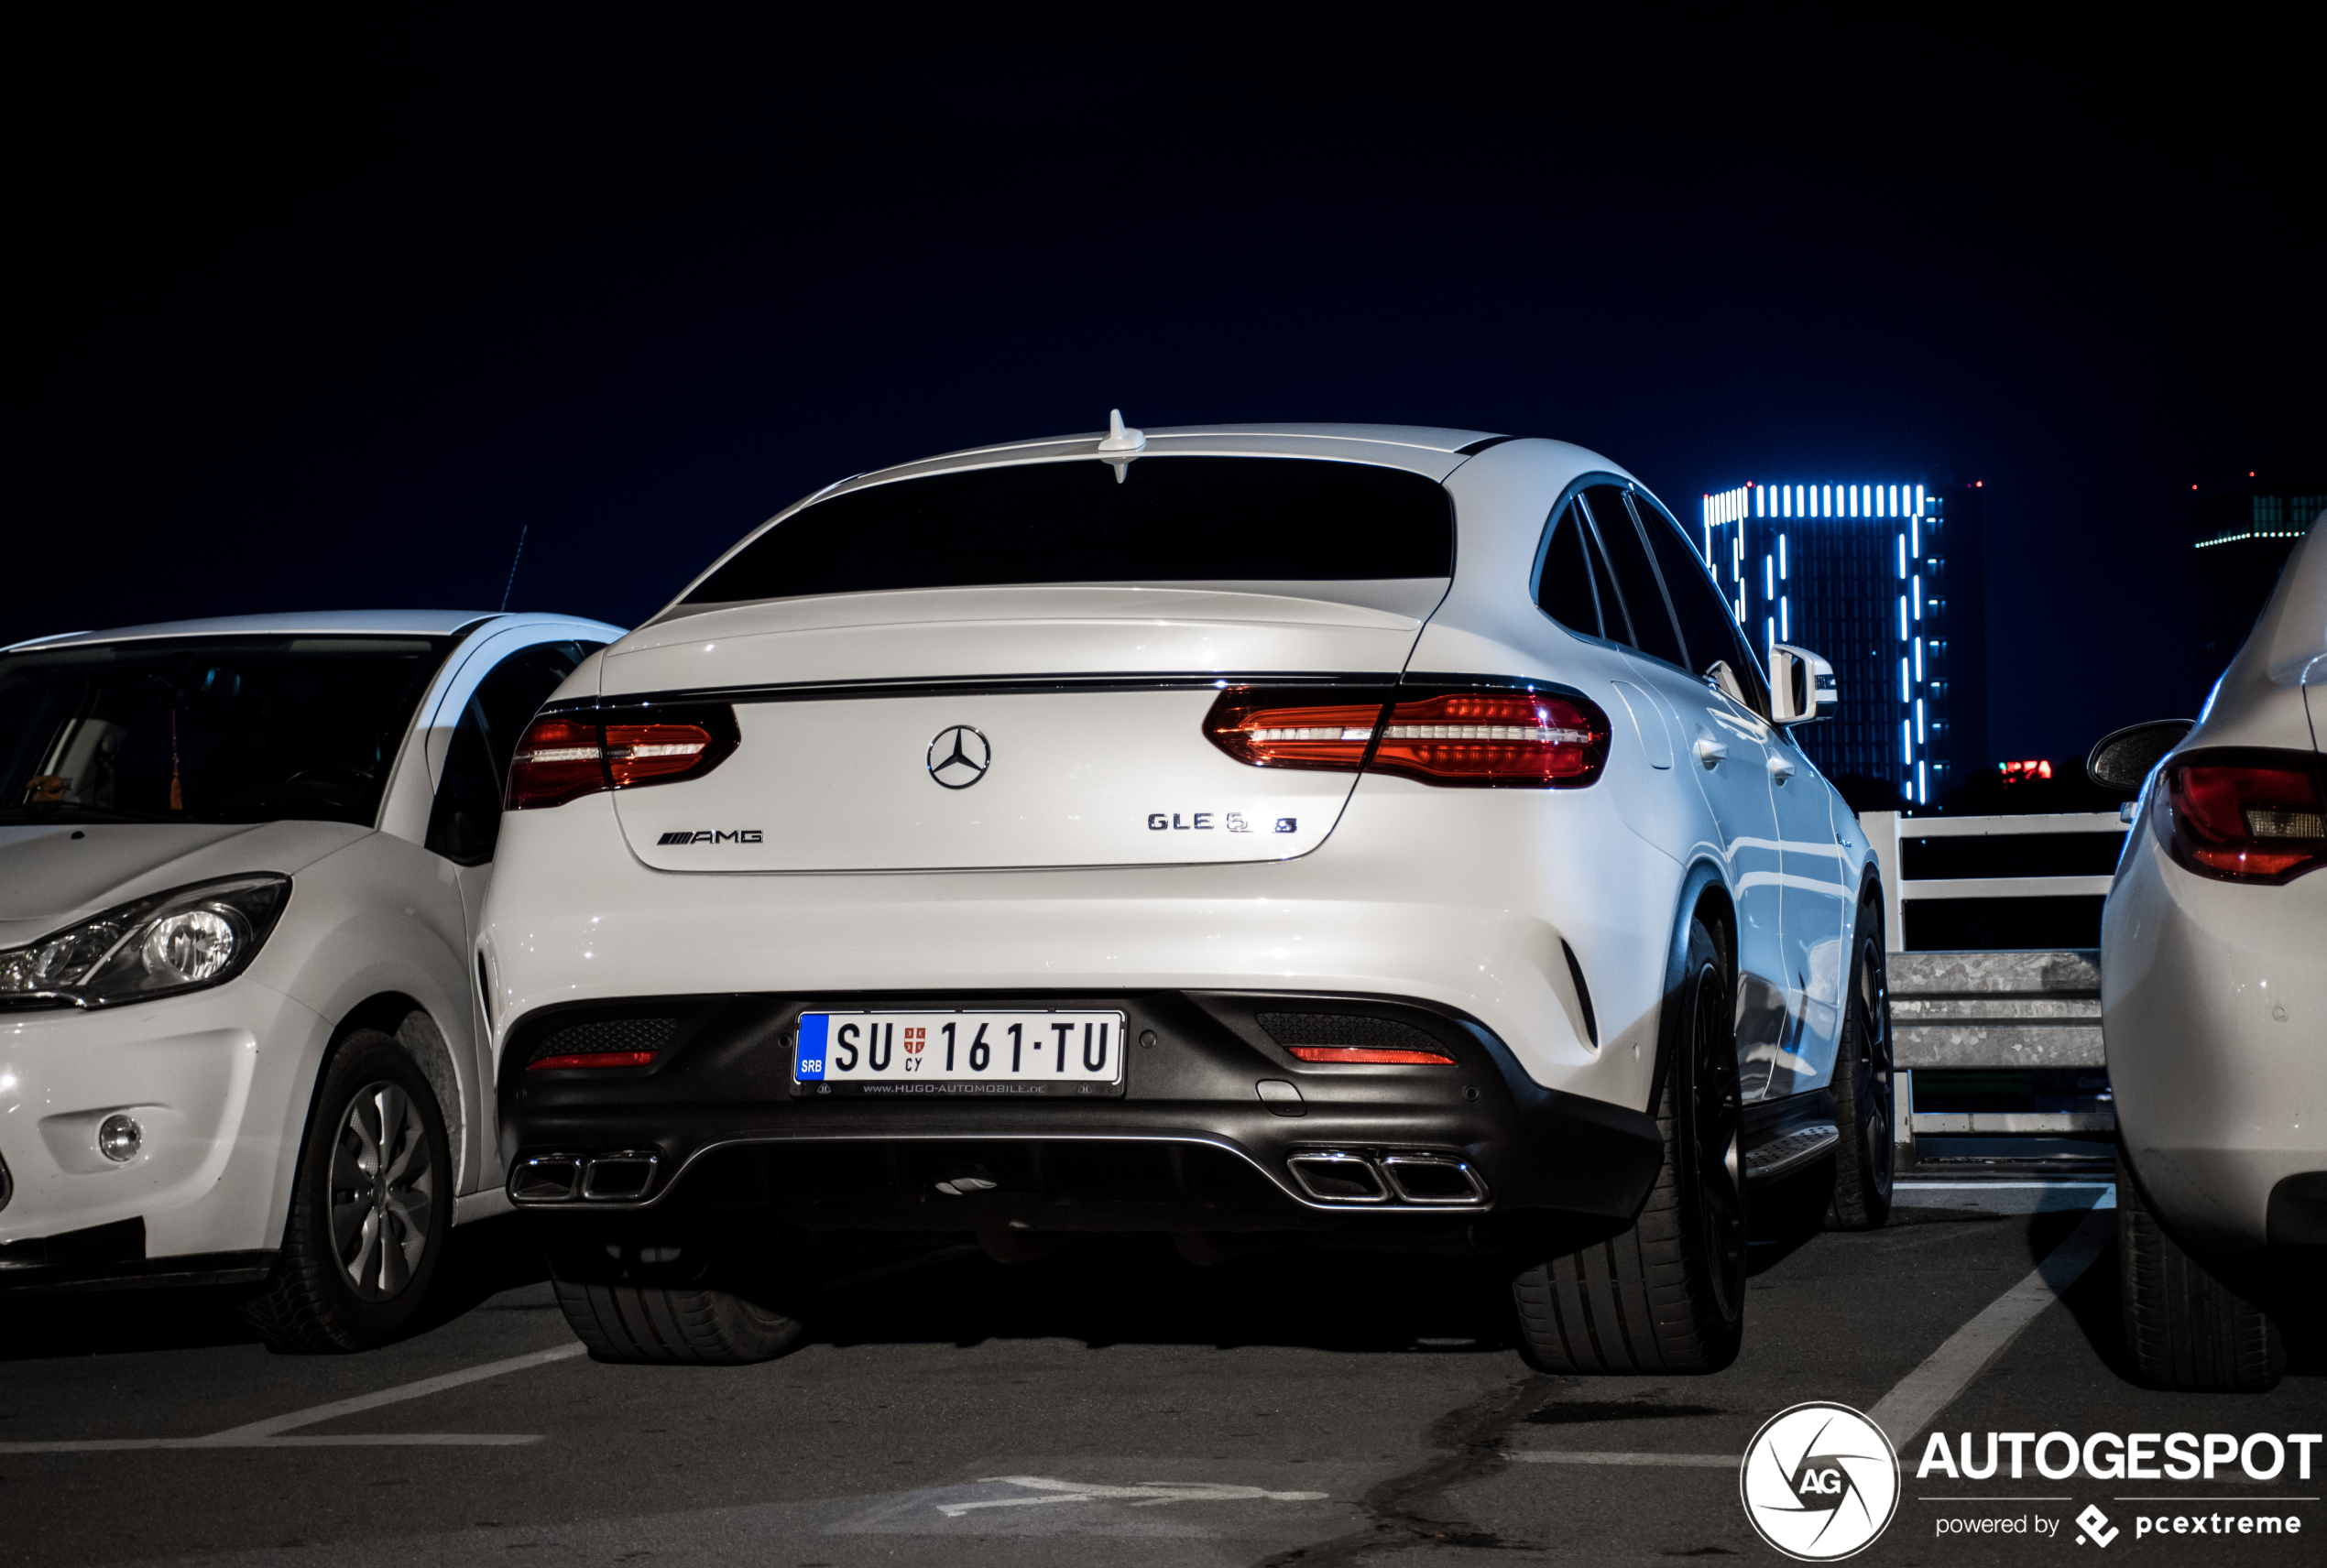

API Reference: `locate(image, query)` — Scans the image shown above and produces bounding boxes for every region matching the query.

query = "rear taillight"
[1203,682,1610,789]
[507,706,739,810]
[2156,748,2327,884]
[1203,690,1392,771]
[506,717,607,809]
[1369,690,1610,788]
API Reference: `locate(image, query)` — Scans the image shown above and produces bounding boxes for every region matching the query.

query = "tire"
[1512,912,1746,1374]
[548,1231,804,1365]
[1825,909,1895,1230]
[241,1029,452,1352]
[2117,1155,2282,1392]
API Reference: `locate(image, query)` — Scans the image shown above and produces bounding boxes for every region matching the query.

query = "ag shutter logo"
[1740,1402,1901,1562]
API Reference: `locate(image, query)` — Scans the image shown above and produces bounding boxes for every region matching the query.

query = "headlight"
[0,875,290,1009]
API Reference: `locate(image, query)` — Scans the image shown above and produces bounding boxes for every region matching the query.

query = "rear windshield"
[684,455,1455,604]
[0,635,454,827]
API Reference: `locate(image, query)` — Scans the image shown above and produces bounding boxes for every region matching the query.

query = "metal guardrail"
[1858,811,2125,1156]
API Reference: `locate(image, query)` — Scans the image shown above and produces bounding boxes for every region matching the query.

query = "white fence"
[1858,810,2126,1155]
[1859,810,2126,955]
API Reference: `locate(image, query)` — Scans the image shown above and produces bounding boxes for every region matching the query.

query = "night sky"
[14,13,2320,777]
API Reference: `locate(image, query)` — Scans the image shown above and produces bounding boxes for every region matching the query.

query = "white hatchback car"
[2092,514,2326,1391]
[0,609,619,1348]
[482,422,1891,1369]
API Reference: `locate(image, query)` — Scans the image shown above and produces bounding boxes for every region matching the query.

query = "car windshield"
[683,455,1456,604]
[0,635,456,826]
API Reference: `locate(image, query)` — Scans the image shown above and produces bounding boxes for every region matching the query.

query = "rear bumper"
[2103,831,2327,1251]
[498,989,1663,1252]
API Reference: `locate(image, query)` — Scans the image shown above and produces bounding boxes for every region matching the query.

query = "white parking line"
[0,1340,585,1454]
[934,1475,1330,1517]
[202,1341,587,1440]
[1867,1202,2114,1449]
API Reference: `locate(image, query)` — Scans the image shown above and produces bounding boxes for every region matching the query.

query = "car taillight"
[2156,748,2327,885]
[1203,682,1611,789]
[606,724,715,788]
[1203,690,1392,771]
[1368,690,1611,789]
[506,705,739,810]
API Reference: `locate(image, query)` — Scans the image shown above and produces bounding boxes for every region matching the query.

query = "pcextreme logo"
[1739,1401,1902,1561]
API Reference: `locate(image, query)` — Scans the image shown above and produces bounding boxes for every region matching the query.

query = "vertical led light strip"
[1713,478,1935,800]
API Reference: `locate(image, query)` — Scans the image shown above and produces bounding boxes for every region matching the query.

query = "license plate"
[794,1010,1125,1092]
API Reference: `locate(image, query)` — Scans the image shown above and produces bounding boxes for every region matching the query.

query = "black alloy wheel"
[1826,919,1895,1230]
[1512,912,1745,1373]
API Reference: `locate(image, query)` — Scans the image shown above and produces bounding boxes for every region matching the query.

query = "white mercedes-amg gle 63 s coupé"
[484,420,1892,1369]
[1,610,619,1348]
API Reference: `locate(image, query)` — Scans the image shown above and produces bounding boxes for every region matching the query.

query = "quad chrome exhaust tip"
[1285,1149,1488,1206]
[508,1149,661,1205]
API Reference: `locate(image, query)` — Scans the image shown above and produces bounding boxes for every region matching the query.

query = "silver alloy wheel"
[327,1081,435,1301]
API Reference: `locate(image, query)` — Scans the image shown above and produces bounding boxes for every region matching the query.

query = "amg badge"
[656,829,764,844]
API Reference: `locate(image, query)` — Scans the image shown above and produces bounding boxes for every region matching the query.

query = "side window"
[1581,485,1686,668]
[1634,496,1773,718]
[425,640,595,863]
[1535,501,1606,639]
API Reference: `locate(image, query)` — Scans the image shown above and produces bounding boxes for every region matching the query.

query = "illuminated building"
[1699,480,1986,810]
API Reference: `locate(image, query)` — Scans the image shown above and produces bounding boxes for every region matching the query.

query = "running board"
[1743,1123,1839,1183]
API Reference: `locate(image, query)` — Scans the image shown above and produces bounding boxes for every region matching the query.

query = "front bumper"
[2104,829,2327,1251]
[0,978,326,1277]
[499,989,1662,1253]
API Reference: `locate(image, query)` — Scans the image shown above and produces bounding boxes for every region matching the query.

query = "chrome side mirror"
[2086,719,2193,791]
[1768,643,1835,725]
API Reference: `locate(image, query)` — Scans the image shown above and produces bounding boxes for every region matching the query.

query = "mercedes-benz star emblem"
[926,724,991,789]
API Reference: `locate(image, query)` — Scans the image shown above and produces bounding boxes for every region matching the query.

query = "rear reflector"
[526,1051,659,1071]
[508,706,738,809]
[2157,748,2327,884]
[1202,682,1609,789]
[1287,1046,1457,1065]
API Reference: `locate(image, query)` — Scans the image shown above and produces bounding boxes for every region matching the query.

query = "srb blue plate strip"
[796,1013,829,1080]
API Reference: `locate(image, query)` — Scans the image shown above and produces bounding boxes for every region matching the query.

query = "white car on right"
[2092,513,2326,1391]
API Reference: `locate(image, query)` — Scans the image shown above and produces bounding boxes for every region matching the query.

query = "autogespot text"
[1917,1429,2322,1483]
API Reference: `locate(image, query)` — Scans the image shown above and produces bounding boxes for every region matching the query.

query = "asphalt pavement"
[2,1176,2321,1567]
